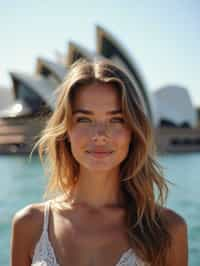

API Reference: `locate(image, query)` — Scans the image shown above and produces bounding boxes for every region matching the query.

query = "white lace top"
[31,201,145,266]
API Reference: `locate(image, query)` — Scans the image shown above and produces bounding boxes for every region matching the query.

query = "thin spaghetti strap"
[43,200,51,232]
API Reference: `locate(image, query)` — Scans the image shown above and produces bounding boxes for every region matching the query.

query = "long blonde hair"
[35,59,171,265]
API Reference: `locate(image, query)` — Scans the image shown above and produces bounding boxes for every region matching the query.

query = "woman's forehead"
[71,82,122,110]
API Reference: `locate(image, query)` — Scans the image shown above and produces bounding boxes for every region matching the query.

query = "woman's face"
[67,82,132,172]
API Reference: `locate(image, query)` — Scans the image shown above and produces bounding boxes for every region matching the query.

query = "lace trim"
[32,229,59,266]
[32,201,59,266]
[31,201,144,266]
[116,248,134,265]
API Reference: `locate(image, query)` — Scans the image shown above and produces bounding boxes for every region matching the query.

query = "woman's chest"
[54,215,128,246]
[49,221,131,266]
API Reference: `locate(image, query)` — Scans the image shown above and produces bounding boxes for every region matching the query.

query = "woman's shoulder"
[11,201,51,262]
[160,206,187,231]
[13,202,46,227]
[12,201,50,244]
[159,207,188,264]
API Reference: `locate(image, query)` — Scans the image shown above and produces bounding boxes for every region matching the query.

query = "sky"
[0,0,200,106]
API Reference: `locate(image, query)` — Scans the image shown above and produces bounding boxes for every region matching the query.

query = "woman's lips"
[86,150,113,158]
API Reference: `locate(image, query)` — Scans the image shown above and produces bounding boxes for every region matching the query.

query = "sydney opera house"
[0,25,199,154]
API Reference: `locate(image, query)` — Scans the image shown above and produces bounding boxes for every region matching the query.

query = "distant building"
[3,25,199,153]
[0,87,14,111]
[0,57,67,118]
[66,41,96,66]
[2,72,53,117]
[0,57,67,153]
[36,57,66,83]
[1,25,155,125]
[153,85,198,128]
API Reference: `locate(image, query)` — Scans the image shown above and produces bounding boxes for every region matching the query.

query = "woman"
[11,59,188,265]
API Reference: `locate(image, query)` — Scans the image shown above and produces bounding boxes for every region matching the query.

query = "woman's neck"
[65,168,125,210]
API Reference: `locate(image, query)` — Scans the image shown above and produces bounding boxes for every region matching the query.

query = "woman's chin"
[83,161,117,172]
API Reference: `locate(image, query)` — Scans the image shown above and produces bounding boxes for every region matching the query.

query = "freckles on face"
[111,127,132,162]
[67,82,132,170]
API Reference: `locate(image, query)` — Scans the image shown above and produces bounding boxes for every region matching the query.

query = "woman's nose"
[91,122,110,141]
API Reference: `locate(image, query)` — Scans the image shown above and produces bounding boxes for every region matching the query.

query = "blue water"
[1,153,200,265]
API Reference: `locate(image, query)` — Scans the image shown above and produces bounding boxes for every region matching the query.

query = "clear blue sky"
[0,0,200,106]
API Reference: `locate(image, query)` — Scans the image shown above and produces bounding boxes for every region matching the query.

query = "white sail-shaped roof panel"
[0,99,32,118]
[10,72,57,110]
[36,57,67,81]
[0,87,14,111]
[66,41,96,66]
[154,85,198,127]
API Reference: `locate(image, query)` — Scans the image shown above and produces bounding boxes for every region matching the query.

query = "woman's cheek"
[69,126,89,143]
[112,128,131,142]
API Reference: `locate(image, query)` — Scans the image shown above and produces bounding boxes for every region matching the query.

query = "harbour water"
[1,153,200,265]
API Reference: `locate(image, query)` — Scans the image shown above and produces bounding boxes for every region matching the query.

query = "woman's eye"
[76,117,91,123]
[111,117,125,123]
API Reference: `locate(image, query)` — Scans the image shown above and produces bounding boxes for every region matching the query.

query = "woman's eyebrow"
[72,109,122,115]
[72,109,92,115]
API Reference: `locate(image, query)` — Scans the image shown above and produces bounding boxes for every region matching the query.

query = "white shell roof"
[0,99,32,118]
[0,87,14,111]
[10,72,57,110]
[66,41,97,66]
[153,85,198,127]
[36,57,67,81]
